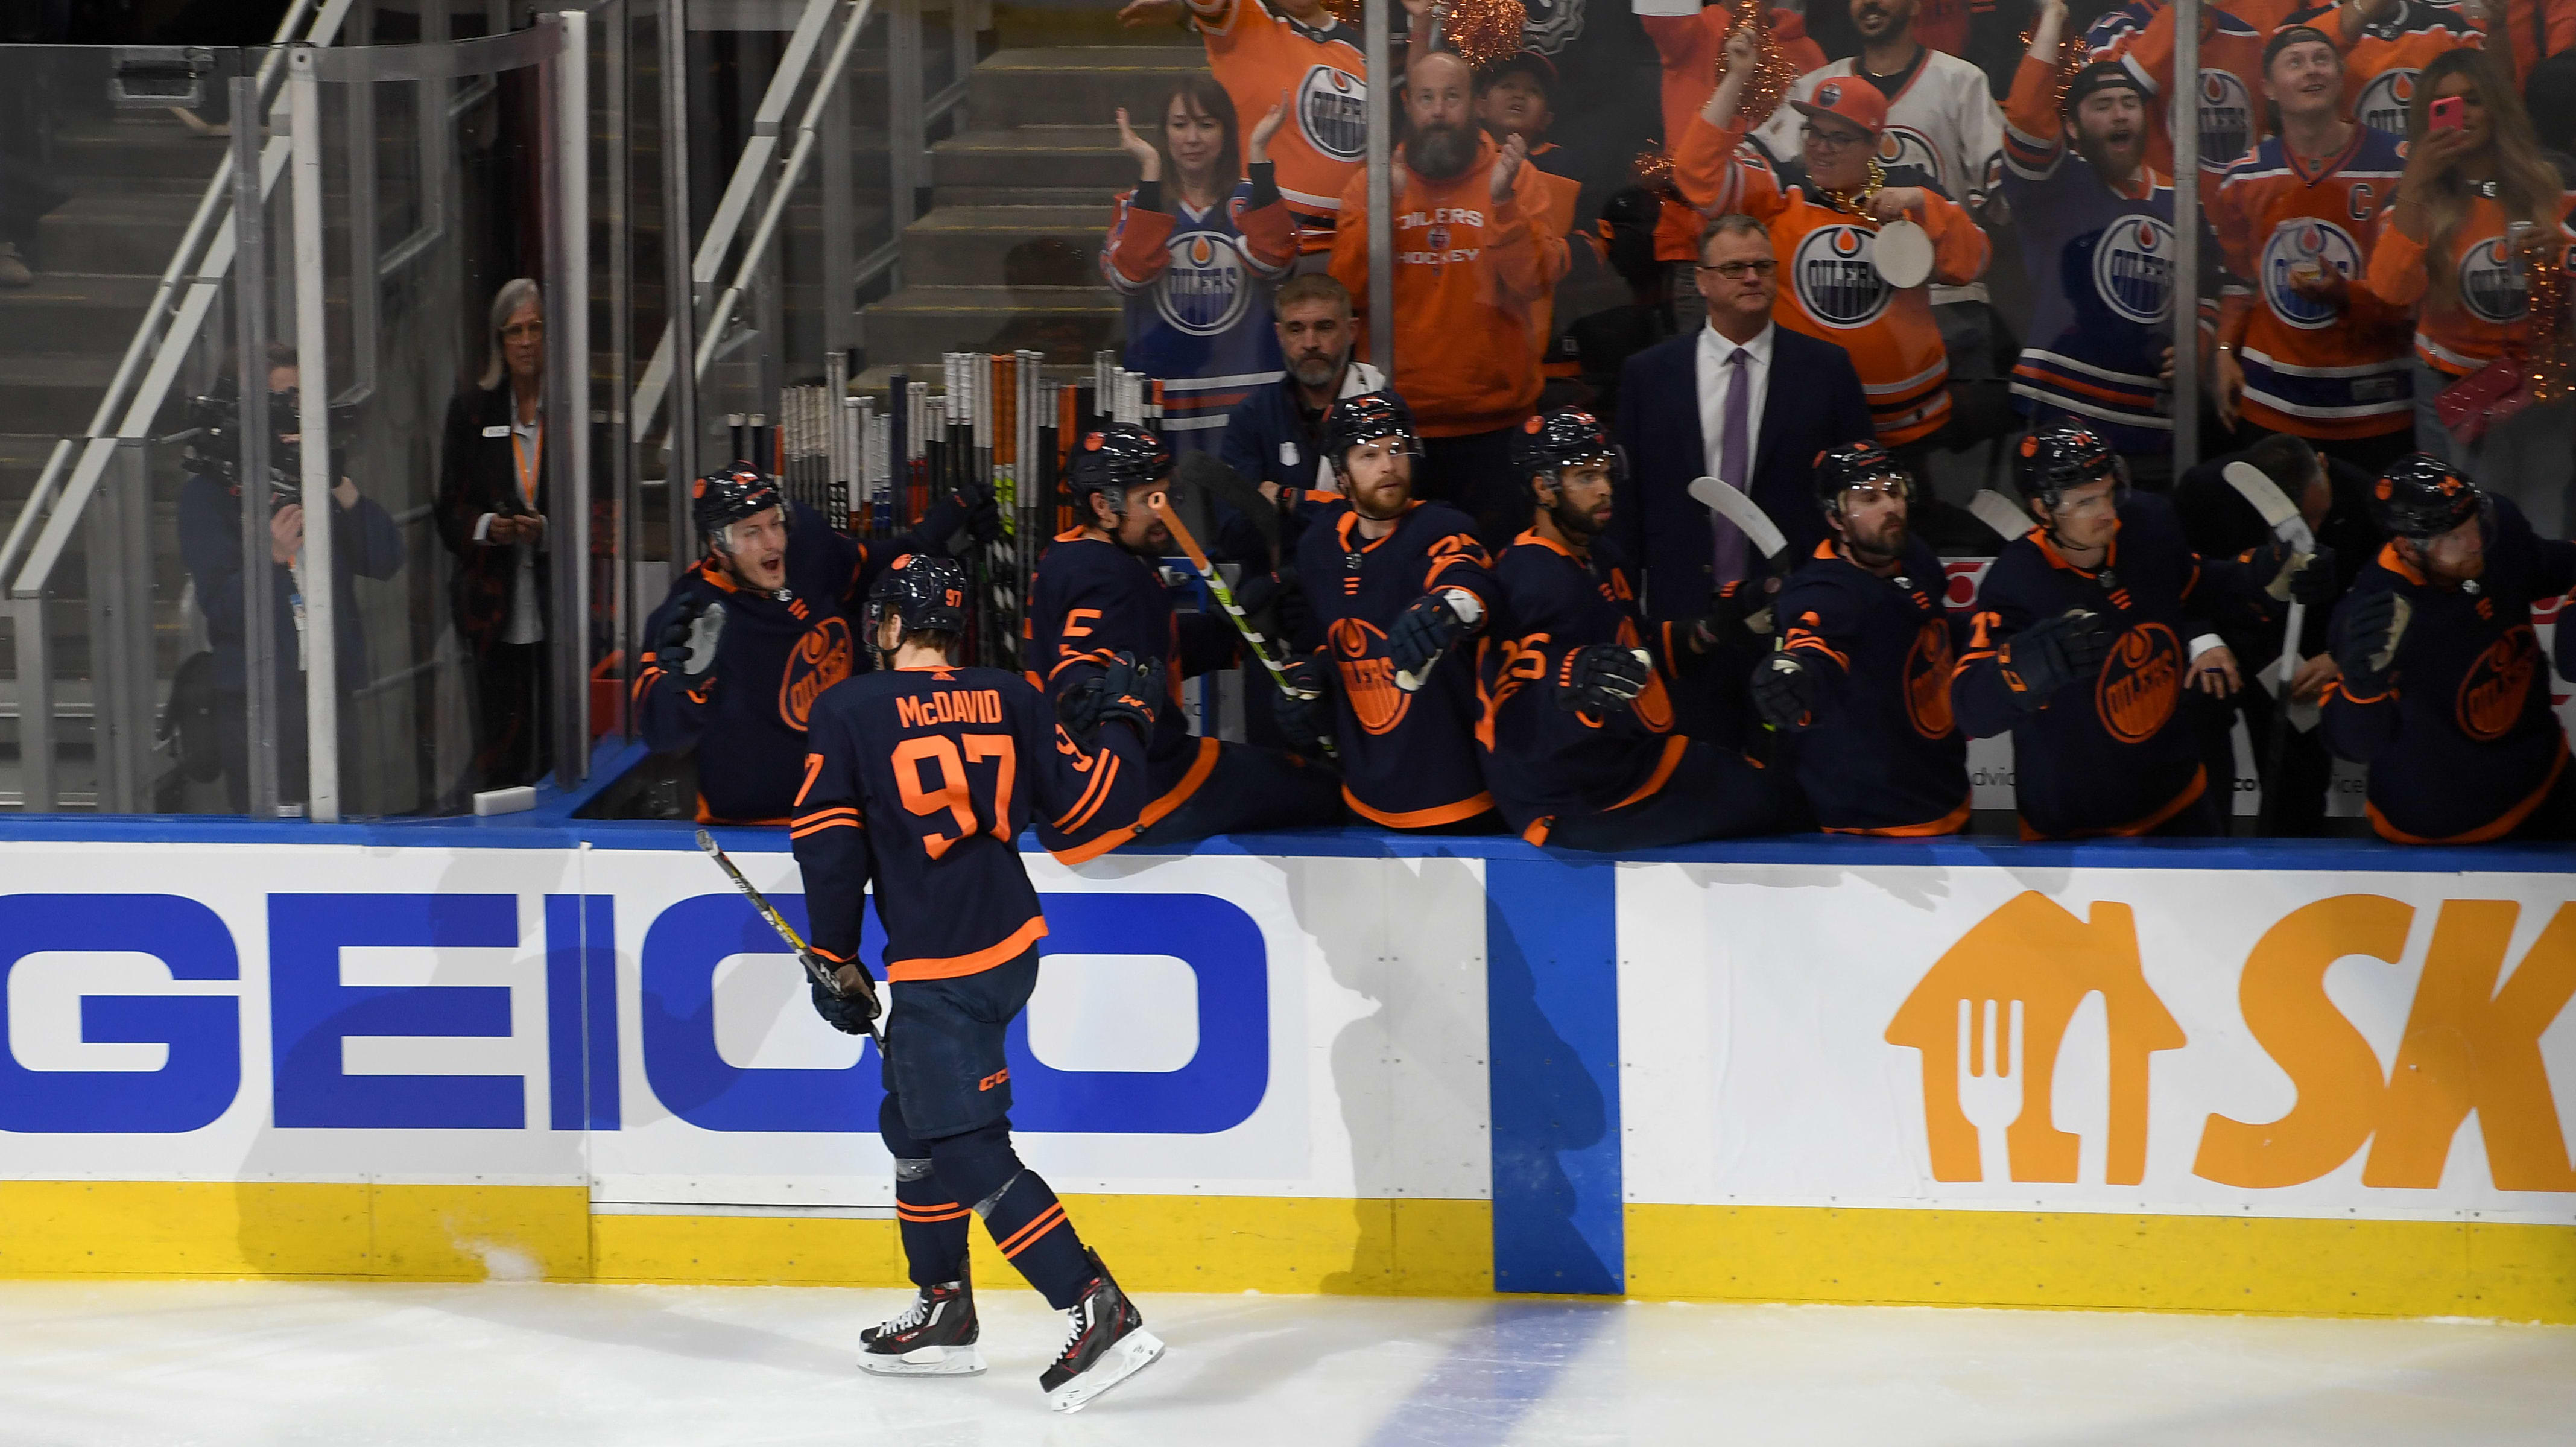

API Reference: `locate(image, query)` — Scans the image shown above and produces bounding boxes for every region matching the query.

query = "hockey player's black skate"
[1039,1250,1164,1413]
[858,1279,984,1376]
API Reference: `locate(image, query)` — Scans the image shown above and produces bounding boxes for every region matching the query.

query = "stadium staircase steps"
[855,40,1205,390]
[0,112,223,809]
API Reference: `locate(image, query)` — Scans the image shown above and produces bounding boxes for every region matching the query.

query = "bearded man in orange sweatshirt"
[1333,48,1570,553]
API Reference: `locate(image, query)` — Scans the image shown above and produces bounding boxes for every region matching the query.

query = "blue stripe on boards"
[1484,855,1623,1296]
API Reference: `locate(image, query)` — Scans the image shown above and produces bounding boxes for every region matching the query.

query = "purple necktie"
[1712,346,1752,586]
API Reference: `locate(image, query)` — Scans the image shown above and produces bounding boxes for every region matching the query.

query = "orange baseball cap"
[1791,77,1887,137]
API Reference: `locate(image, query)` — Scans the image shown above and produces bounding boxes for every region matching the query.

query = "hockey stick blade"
[2221,461,2317,553]
[1969,489,2035,540]
[695,829,884,1046]
[1174,451,1281,554]
[1687,477,1787,560]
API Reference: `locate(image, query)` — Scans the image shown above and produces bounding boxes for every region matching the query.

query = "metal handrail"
[3,0,361,601]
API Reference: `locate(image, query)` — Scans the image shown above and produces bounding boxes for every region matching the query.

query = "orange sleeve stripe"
[1605,735,1694,814]
[1822,794,1974,837]
[885,915,1050,981]
[1050,750,1124,836]
[790,815,862,840]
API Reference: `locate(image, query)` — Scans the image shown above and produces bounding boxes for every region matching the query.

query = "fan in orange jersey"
[2209,23,2416,474]
[1675,28,1992,452]
[2289,0,2484,137]
[1641,2,1828,275]
[1121,0,1423,252]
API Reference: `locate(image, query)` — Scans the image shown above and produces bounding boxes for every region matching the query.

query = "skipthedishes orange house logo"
[1887,891,2576,1193]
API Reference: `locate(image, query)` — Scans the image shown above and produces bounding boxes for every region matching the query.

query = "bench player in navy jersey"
[1752,442,1975,835]
[1024,422,1341,860]
[790,553,1165,1413]
[635,464,996,823]
[1285,391,1504,831]
[1476,410,1795,847]
[1951,423,2326,838]
[2324,456,2576,843]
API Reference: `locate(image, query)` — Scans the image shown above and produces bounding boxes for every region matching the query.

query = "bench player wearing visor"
[2321,455,2576,843]
[636,464,996,823]
[1025,422,1342,860]
[1952,423,2321,837]
[791,553,1164,1411]
[1753,440,1975,835]
[1476,409,1796,847]
[1286,390,1504,829]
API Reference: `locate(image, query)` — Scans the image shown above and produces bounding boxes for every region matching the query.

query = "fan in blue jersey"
[1476,408,1796,847]
[1025,422,1343,861]
[1753,440,1976,835]
[2323,455,2576,843]
[790,553,1164,1413]
[1106,78,1299,449]
[633,464,997,823]
[1999,0,2223,477]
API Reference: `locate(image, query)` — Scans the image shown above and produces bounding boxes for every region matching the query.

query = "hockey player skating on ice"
[1475,408,1796,847]
[1753,441,1975,835]
[2321,455,2576,843]
[789,553,1165,1411]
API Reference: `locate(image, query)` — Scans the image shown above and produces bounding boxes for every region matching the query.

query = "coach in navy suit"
[1609,212,1872,619]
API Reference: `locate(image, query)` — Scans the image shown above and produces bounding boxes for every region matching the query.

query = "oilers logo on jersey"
[2356,68,2416,136]
[2261,220,2364,329]
[2457,236,2528,324]
[1157,233,1255,337]
[1299,65,1367,162]
[2092,214,2176,325]
[1795,224,1894,328]
[2197,70,2254,171]
[1874,127,1949,195]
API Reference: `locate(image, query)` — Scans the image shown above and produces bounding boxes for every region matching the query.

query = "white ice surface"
[1,1281,2571,1445]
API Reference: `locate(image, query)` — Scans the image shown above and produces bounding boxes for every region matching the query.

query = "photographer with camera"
[174,344,405,813]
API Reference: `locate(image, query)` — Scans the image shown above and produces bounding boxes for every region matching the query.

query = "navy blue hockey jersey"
[1475,531,1688,841]
[1951,492,2260,838]
[636,502,903,823]
[1291,498,1498,826]
[2322,498,2576,843]
[789,665,1147,980]
[1776,536,1974,834]
[1023,528,1239,859]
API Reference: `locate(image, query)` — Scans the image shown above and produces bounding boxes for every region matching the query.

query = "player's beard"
[1842,511,1908,566]
[1548,492,1606,545]
[1408,121,1477,182]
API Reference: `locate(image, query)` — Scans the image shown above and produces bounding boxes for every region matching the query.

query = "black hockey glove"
[1555,644,1654,714]
[2330,589,2411,696]
[1997,608,2112,709]
[1686,578,1778,654]
[914,481,1002,548]
[1750,653,1818,731]
[1387,589,1481,687]
[1275,654,1334,751]
[1232,569,1314,651]
[2254,537,2339,607]
[655,596,726,680]
[806,956,882,1037]
[2287,544,2338,607]
[1059,650,1165,741]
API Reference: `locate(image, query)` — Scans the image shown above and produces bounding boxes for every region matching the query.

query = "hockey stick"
[2223,460,2321,834]
[694,828,885,1050]
[1148,493,1337,760]
[1687,475,1788,563]
[1969,489,2036,541]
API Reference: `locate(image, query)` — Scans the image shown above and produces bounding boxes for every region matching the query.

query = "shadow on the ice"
[393,1281,863,1377]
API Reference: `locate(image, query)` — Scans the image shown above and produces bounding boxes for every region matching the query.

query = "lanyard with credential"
[511,419,543,511]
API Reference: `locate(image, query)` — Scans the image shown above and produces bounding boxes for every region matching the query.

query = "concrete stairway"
[858,42,1206,381]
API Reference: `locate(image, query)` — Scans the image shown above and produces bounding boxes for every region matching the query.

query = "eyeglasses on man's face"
[1803,124,1871,151]
[1696,259,1777,280]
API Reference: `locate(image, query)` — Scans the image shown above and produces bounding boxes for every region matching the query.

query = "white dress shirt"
[1695,320,1774,489]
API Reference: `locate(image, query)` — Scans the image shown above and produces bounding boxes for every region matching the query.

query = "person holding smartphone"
[2367,48,2576,534]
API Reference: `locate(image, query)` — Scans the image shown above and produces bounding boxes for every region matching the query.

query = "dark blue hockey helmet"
[1511,407,1621,493]
[1320,390,1420,478]
[2369,452,2483,540]
[1068,422,1172,521]
[866,551,970,642]
[2013,422,2124,510]
[1813,439,1914,518]
[692,462,787,546]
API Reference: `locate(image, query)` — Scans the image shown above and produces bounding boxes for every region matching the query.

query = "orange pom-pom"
[1631,146,1677,191]
[1721,0,1797,131]
[1440,0,1528,69]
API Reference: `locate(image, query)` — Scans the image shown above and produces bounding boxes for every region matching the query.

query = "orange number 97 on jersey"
[891,733,1017,859]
